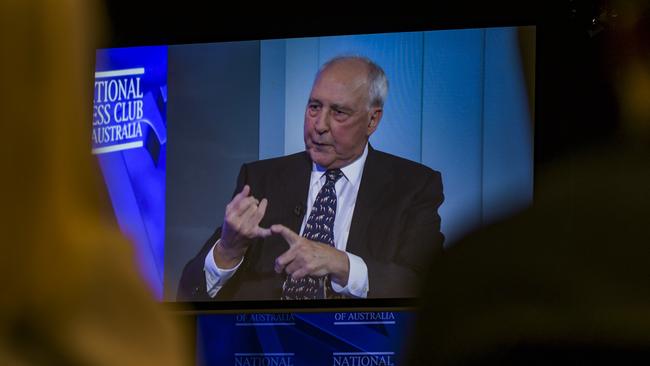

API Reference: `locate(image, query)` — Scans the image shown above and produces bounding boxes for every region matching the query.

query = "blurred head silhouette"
[0,1,188,364]
[607,0,650,141]
[408,2,650,365]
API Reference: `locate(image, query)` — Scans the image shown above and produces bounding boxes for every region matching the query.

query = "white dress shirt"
[203,144,370,298]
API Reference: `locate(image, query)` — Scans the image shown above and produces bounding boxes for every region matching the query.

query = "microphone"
[293,202,305,218]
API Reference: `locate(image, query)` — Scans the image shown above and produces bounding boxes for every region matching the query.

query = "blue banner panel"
[94,46,168,299]
[197,311,414,365]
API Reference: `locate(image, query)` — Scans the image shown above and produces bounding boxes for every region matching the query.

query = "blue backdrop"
[94,46,168,300]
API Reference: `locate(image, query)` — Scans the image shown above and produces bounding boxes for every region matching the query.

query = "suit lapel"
[346,146,392,258]
[280,152,312,233]
[255,152,311,277]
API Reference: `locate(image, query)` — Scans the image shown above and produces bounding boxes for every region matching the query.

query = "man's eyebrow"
[307,99,354,113]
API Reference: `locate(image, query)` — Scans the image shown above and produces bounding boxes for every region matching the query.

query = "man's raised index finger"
[270,224,300,246]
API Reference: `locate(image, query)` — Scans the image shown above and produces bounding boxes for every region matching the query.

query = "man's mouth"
[311,140,330,147]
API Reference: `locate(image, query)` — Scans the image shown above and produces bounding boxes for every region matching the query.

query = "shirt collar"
[312,143,368,188]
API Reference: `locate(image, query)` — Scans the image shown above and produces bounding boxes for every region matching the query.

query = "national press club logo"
[233,313,296,365]
[202,312,404,365]
[92,68,146,154]
[92,46,167,156]
[331,312,398,366]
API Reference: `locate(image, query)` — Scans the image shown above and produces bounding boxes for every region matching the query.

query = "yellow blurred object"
[0,1,190,364]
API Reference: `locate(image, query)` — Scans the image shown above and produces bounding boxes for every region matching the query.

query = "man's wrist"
[214,238,245,269]
[329,248,350,286]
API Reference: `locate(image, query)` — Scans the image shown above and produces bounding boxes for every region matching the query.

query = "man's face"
[304,60,382,169]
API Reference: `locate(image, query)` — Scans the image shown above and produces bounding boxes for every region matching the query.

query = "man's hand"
[215,185,271,268]
[271,224,350,286]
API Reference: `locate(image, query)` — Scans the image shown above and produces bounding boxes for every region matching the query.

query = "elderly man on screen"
[178,56,444,301]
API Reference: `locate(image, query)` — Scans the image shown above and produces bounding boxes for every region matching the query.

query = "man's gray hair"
[318,55,389,108]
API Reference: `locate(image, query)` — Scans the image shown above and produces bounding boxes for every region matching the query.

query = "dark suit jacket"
[177,146,444,300]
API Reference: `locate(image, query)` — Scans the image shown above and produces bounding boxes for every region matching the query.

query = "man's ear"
[367,108,383,135]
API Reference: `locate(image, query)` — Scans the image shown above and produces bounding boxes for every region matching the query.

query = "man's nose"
[314,109,330,134]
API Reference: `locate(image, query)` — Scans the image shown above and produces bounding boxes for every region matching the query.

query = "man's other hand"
[216,185,271,268]
[271,224,350,287]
